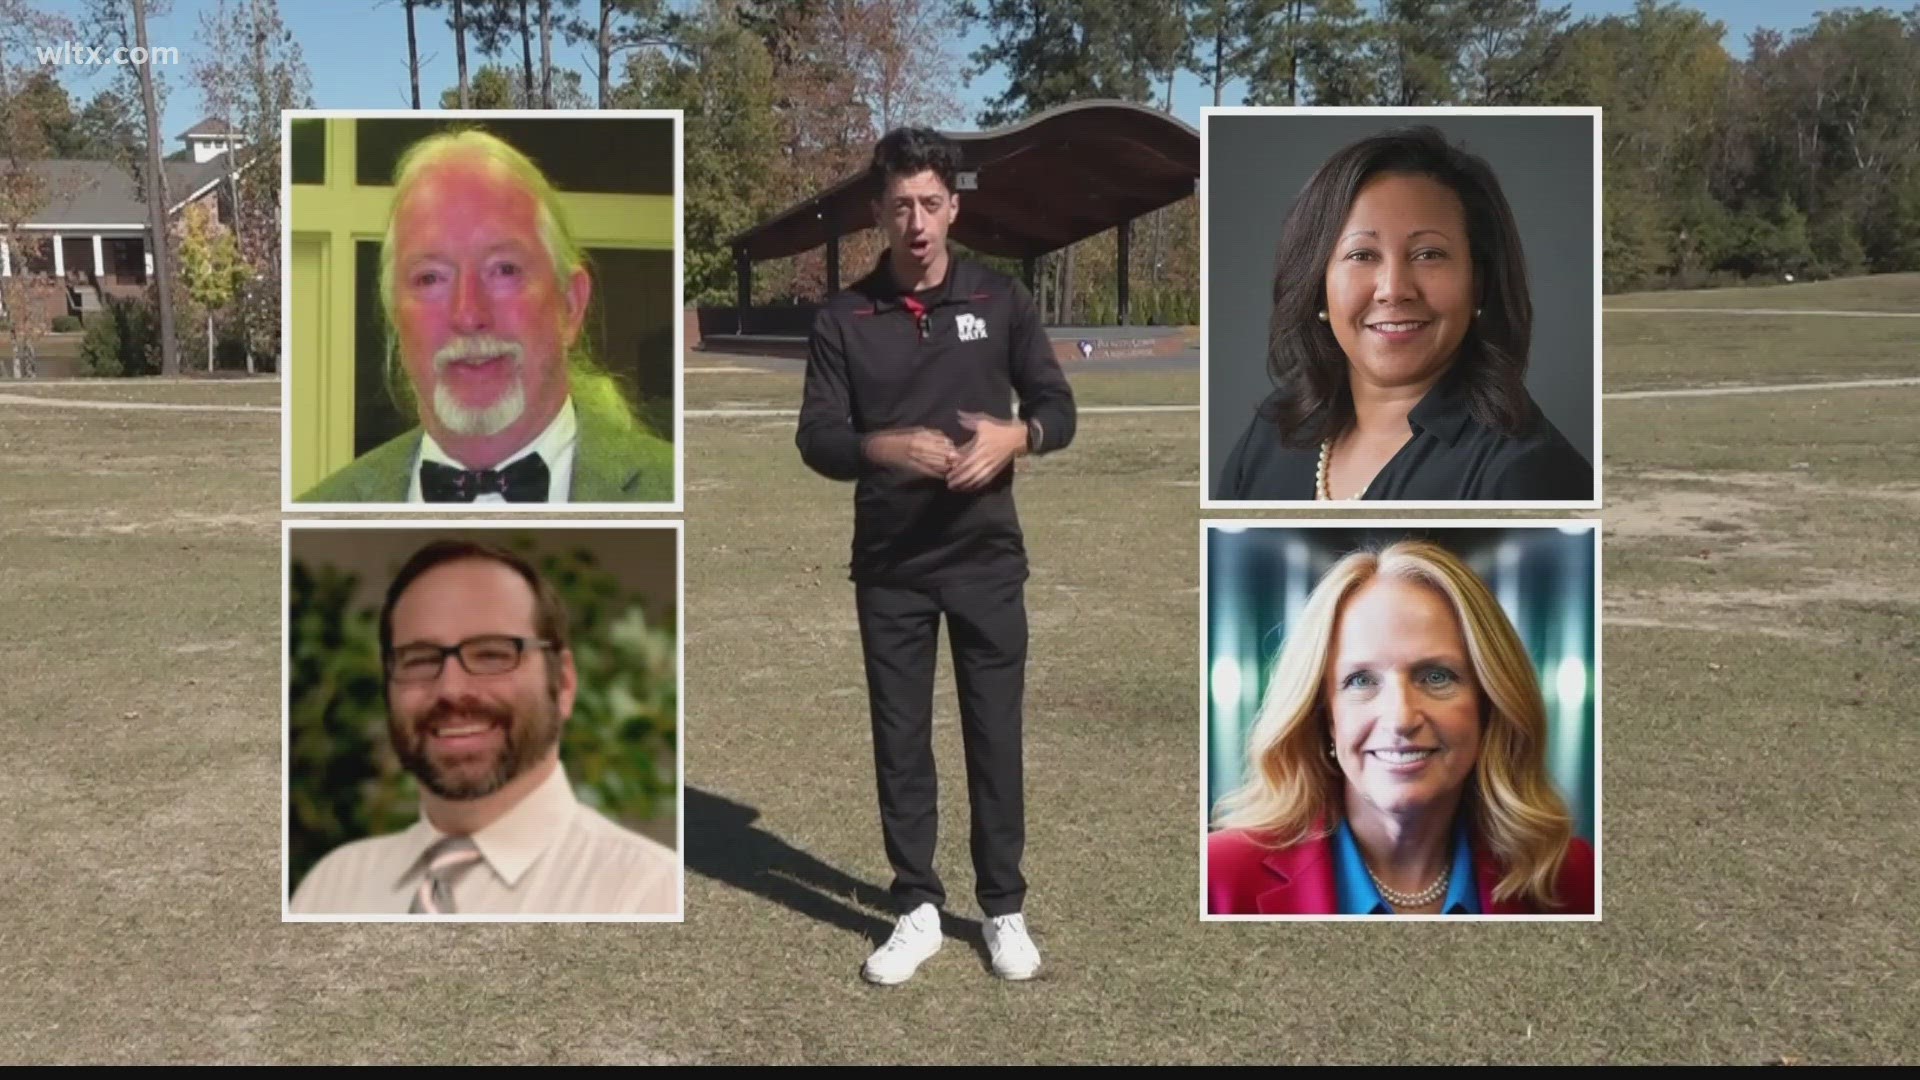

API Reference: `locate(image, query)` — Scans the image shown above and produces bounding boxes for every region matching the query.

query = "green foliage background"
[286,537,678,893]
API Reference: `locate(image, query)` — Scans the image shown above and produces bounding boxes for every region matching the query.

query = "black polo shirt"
[797,256,1077,586]
[1216,366,1592,501]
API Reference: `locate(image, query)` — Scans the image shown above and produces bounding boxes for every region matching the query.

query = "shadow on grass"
[685,786,991,964]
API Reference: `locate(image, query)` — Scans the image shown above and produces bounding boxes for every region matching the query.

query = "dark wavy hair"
[378,539,571,697]
[1261,125,1533,448]
[867,126,961,200]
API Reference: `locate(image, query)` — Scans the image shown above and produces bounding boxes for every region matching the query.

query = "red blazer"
[1207,826,1595,916]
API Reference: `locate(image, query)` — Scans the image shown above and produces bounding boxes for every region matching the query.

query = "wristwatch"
[1026,418,1044,454]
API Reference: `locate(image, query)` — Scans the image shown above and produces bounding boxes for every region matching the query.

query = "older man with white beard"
[296,129,673,504]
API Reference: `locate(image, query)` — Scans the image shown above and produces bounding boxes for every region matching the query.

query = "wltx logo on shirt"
[956,313,989,342]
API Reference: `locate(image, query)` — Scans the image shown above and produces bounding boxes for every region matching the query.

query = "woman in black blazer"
[1217,126,1591,502]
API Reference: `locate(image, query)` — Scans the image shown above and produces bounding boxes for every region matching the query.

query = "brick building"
[0,119,263,324]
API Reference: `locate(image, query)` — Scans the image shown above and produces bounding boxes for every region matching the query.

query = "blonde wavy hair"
[1212,539,1577,909]
[377,127,643,435]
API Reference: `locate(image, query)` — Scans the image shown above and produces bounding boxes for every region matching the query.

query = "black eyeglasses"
[386,635,554,683]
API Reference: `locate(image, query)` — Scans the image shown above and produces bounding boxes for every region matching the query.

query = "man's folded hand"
[863,427,959,478]
[947,412,1028,492]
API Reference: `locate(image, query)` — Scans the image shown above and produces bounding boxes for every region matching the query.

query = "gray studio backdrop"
[1204,112,1596,498]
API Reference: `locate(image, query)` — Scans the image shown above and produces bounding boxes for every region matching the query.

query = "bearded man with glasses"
[289,539,679,916]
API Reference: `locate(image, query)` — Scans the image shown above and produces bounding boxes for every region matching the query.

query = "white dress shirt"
[407,397,578,504]
[290,763,679,916]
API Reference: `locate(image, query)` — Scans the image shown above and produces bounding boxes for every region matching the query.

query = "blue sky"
[27,0,1856,146]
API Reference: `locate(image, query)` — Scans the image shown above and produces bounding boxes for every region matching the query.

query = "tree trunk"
[1213,22,1223,107]
[132,0,180,377]
[597,0,610,108]
[519,0,535,105]
[207,311,215,372]
[220,138,247,377]
[539,0,552,109]
[1286,0,1301,107]
[453,0,470,108]
[229,0,258,377]
[406,0,422,108]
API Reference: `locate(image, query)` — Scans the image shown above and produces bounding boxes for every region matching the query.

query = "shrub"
[78,295,161,377]
[78,305,123,376]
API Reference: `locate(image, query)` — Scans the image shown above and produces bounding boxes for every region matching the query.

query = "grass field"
[1,276,1916,1063]
[1608,273,1920,311]
[1604,273,1920,391]
[0,379,281,407]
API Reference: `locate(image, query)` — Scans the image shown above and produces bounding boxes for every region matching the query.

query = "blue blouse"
[1333,816,1480,914]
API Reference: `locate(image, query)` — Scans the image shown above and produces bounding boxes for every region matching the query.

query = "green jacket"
[297,396,674,503]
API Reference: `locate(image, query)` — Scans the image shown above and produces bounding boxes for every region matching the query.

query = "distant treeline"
[646,1,1920,312]
[13,1,1912,321]
[964,0,1920,299]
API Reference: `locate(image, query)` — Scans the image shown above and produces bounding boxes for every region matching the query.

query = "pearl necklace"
[1366,862,1451,909]
[1316,440,1364,502]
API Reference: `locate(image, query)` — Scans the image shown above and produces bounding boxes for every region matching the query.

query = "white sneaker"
[862,903,943,985]
[984,913,1041,981]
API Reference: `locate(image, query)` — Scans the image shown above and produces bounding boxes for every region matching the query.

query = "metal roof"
[732,99,1198,262]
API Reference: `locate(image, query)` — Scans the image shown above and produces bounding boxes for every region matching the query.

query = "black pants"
[854,577,1028,918]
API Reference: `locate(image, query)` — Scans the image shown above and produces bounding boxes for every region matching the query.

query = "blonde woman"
[1207,540,1593,915]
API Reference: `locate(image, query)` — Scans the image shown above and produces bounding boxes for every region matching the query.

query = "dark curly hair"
[1262,125,1533,448]
[867,126,962,201]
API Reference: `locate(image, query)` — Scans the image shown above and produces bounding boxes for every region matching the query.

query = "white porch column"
[52,232,65,276]
[1,237,11,276]
[92,234,105,276]
[144,249,154,278]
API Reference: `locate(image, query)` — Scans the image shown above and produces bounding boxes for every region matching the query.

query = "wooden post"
[734,246,751,334]
[825,210,840,296]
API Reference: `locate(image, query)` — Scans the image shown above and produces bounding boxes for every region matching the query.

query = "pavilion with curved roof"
[713,99,1199,343]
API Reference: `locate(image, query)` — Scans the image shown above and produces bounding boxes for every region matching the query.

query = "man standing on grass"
[797,127,1077,985]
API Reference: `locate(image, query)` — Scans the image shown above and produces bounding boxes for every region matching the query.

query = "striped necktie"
[410,836,484,914]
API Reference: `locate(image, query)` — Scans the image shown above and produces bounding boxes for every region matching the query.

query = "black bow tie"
[419,452,551,502]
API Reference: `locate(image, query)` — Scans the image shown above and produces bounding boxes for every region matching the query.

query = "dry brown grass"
[1,304,1916,1060]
